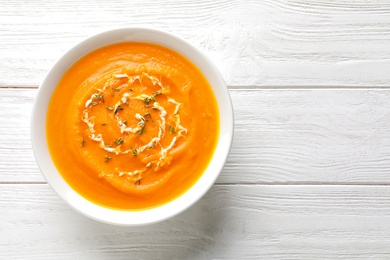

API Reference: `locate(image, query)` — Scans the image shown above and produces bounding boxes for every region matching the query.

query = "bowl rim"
[31,27,234,226]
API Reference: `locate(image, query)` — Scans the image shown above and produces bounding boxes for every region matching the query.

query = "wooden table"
[2,1,390,258]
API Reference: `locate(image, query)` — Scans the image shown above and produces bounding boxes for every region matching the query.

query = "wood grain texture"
[3,1,390,257]
[2,88,390,184]
[0,89,42,182]
[1,184,390,259]
[2,0,390,87]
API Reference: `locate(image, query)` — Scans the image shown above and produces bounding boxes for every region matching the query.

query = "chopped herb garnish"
[138,125,145,136]
[128,88,133,91]
[170,125,175,134]
[152,120,155,125]
[114,138,124,145]
[101,123,107,126]
[143,97,150,104]
[81,137,86,146]
[107,107,114,111]
[91,102,98,106]
[152,107,159,110]
[131,147,138,156]
[114,104,123,114]
[134,179,141,185]
[143,96,155,104]
[153,91,162,97]
[112,87,121,92]
[92,94,102,100]
[101,95,105,103]
[104,155,112,162]
[122,120,127,125]
[144,112,151,119]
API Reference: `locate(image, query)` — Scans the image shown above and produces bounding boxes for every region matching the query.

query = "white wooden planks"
[2,0,390,258]
[0,89,42,182]
[1,0,390,86]
[1,184,390,259]
[1,88,390,184]
[230,88,390,184]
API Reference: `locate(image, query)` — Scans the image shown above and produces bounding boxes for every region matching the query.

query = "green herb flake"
[170,125,175,134]
[114,138,124,145]
[112,87,121,92]
[81,138,86,147]
[91,102,98,106]
[134,179,141,185]
[138,125,145,136]
[101,123,107,126]
[104,155,112,162]
[144,112,151,119]
[92,94,102,100]
[107,107,114,111]
[143,96,155,105]
[131,147,138,157]
[114,104,123,115]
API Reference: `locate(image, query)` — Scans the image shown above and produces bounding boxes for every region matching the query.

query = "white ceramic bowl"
[31,28,234,226]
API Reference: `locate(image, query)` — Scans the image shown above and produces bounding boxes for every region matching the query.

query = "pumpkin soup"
[46,42,219,210]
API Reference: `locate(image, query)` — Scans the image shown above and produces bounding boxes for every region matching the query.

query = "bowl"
[31,28,234,226]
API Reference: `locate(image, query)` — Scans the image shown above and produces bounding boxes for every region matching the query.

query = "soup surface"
[46,42,219,210]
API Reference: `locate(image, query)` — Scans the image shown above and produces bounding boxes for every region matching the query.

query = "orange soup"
[46,42,219,210]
